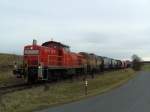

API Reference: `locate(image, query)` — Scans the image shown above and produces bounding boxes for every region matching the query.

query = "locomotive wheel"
[26,69,37,84]
[28,74,34,84]
[24,73,33,84]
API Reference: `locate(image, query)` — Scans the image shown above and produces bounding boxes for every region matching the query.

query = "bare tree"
[132,54,142,71]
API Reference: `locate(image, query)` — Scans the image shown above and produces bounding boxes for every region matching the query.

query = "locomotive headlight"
[38,65,41,69]
[38,63,42,69]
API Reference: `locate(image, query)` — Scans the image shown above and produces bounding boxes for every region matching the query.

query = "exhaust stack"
[33,39,37,45]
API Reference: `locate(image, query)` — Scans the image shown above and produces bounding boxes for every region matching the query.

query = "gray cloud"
[0,0,150,60]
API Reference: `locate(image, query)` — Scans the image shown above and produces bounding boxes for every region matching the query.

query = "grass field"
[142,63,150,71]
[0,69,136,112]
[0,53,22,71]
[0,53,23,86]
[0,71,14,86]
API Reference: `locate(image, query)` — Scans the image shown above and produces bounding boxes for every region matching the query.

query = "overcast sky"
[0,0,150,60]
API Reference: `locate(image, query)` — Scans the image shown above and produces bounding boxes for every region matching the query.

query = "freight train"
[13,40,131,83]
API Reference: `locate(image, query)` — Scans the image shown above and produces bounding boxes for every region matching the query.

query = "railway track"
[0,79,77,95]
[0,83,32,95]
[0,80,55,95]
[0,71,109,96]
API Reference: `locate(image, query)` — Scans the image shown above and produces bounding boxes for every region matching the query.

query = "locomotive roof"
[42,41,69,48]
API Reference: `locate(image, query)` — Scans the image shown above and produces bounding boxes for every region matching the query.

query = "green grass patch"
[142,64,150,71]
[0,69,136,112]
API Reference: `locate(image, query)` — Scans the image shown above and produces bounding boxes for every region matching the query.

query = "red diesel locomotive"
[13,40,130,83]
[19,40,86,83]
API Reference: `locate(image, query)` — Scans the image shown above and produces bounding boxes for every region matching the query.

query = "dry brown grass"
[0,53,22,71]
[0,69,136,112]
